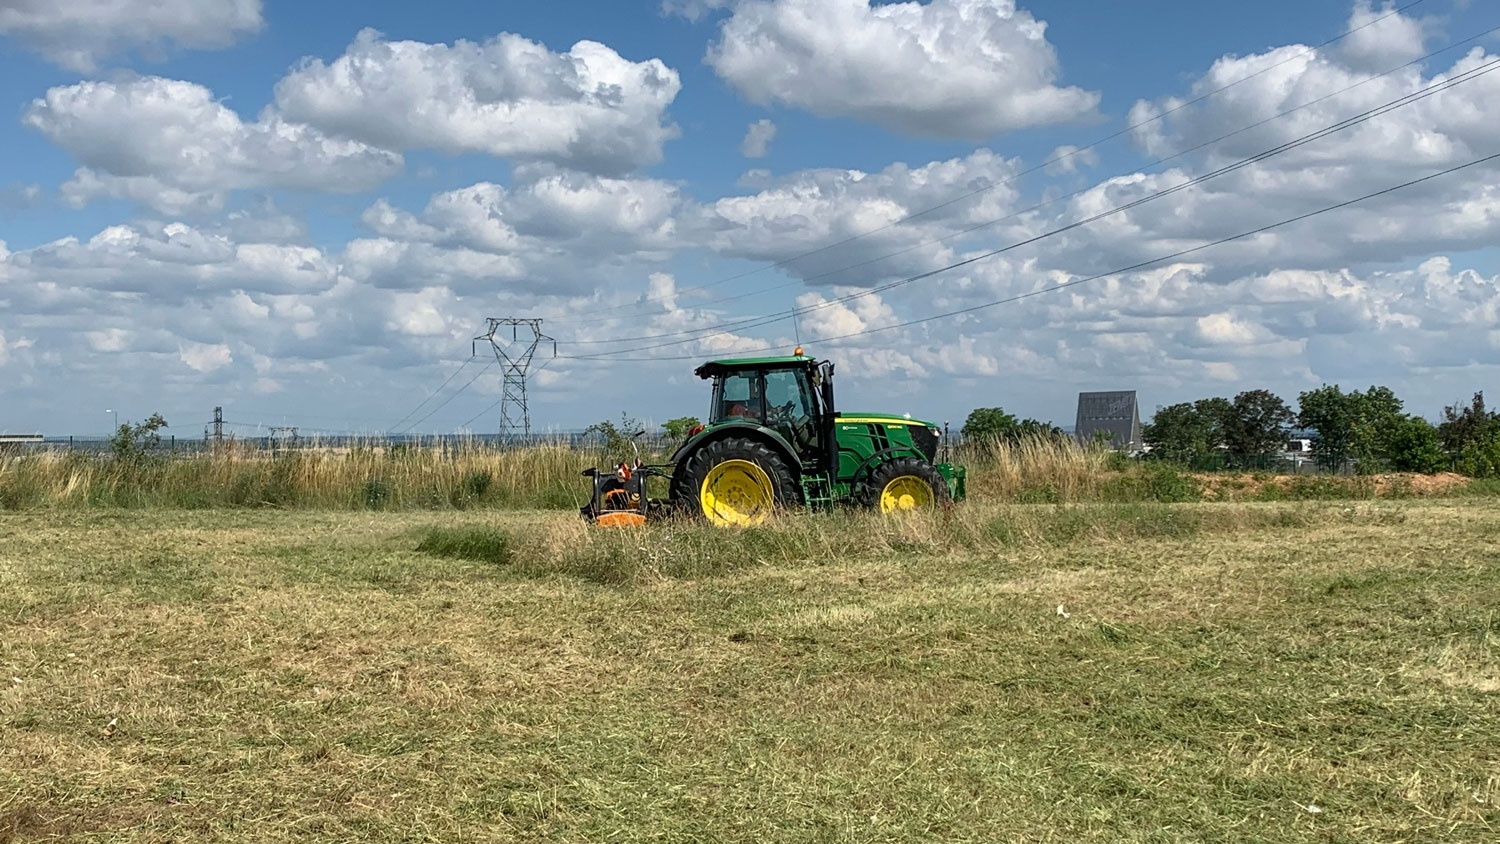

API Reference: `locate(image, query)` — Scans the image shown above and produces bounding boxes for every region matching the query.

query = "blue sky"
[2,0,1499,437]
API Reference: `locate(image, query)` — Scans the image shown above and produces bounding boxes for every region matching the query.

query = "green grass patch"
[414,525,514,566]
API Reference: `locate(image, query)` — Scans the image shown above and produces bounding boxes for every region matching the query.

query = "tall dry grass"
[0,441,602,510]
[0,434,1444,511]
[958,435,1114,501]
[1,436,1112,511]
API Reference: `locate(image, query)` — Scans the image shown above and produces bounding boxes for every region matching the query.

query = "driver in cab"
[727,380,763,419]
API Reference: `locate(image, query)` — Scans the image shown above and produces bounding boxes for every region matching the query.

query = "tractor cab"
[698,353,832,469]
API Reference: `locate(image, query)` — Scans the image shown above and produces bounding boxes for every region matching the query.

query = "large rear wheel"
[672,437,799,526]
[860,457,951,514]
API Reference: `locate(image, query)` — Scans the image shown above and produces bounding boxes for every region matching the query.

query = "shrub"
[451,470,493,508]
[109,413,169,461]
[1141,463,1203,503]
[363,479,391,510]
[1386,417,1447,474]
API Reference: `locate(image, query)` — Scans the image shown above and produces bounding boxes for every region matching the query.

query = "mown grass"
[1,436,1471,511]
[3,500,1498,841]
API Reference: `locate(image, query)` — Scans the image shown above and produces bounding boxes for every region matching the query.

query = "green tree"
[1222,389,1293,460]
[1143,398,1230,464]
[1299,385,1410,471]
[584,413,645,462]
[663,416,702,442]
[1015,418,1066,442]
[1439,392,1497,452]
[1353,386,1406,468]
[1385,417,1447,474]
[961,407,1019,442]
[109,413,169,460]
[1441,393,1500,477]
[1297,385,1356,465]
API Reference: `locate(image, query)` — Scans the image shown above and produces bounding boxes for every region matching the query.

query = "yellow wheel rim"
[700,459,776,526]
[879,475,934,513]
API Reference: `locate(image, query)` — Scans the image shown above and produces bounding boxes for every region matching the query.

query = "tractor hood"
[835,412,938,429]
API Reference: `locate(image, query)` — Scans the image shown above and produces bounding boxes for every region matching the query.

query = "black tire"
[858,457,951,510]
[671,436,800,521]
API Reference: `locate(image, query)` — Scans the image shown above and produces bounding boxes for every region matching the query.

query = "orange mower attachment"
[579,462,667,527]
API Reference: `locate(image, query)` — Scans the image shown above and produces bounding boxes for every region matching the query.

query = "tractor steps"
[800,476,834,512]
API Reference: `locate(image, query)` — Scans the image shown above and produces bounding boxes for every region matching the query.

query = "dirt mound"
[1197,471,1471,500]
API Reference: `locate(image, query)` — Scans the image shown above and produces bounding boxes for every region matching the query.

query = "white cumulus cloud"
[0,0,263,71]
[24,77,403,214]
[707,0,1098,138]
[274,28,682,175]
[350,167,682,293]
[686,149,1022,283]
[1335,0,1432,72]
[179,341,233,373]
[741,118,777,157]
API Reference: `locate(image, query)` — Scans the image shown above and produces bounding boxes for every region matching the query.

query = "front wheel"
[671,437,799,526]
[859,457,951,513]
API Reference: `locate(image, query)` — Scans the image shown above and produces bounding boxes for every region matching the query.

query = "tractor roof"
[694,354,816,379]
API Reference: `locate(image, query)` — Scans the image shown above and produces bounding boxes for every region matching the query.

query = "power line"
[391,359,496,434]
[385,355,476,433]
[558,55,1500,359]
[226,407,409,426]
[544,0,1429,326]
[559,22,1498,350]
[453,356,558,431]
[563,19,1500,335]
[567,150,1500,362]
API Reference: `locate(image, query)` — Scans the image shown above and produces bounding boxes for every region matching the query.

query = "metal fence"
[2,432,683,457]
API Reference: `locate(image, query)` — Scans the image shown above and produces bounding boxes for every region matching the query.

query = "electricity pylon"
[474,318,555,439]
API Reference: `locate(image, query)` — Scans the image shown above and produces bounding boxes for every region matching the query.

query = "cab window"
[713,372,762,423]
[763,369,811,422]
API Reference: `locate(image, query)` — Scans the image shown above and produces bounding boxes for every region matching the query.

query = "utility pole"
[474,318,555,440]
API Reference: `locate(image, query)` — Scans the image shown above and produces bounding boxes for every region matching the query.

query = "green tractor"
[581,350,965,526]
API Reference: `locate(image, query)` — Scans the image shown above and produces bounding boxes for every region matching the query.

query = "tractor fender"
[850,446,928,489]
[669,421,803,476]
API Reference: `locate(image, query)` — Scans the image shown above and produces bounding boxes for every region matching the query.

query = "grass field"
[3,501,1498,842]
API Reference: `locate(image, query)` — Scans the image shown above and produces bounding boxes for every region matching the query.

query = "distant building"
[0,434,43,454]
[1075,391,1141,451]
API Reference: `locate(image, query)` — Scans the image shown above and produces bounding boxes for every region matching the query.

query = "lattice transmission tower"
[474,318,555,438]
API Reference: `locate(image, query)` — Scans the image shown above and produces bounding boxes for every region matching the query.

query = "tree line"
[963,388,1500,476]
[1144,386,1488,474]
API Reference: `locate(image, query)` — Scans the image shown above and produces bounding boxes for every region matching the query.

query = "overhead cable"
[565,150,1500,362]
[559,55,1500,359]
[545,0,1429,325]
